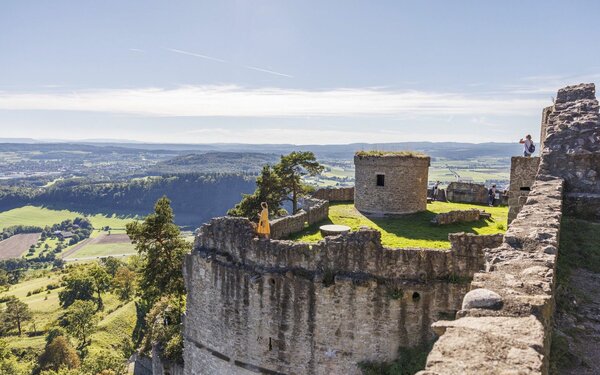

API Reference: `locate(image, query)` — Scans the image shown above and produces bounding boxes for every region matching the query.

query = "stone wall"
[431,209,481,225]
[417,177,564,375]
[184,218,502,375]
[269,198,329,239]
[537,83,600,220]
[354,153,430,215]
[508,156,540,224]
[445,182,488,205]
[312,187,355,202]
[417,83,600,374]
[152,345,184,375]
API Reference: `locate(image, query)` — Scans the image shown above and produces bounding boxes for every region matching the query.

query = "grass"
[0,205,135,232]
[65,242,136,259]
[88,300,137,356]
[355,150,428,158]
[291,202,508,249]
[1,269,137,354]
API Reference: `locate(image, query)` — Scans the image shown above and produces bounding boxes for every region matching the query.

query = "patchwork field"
[0,233,41,259]
[292,202,508,249]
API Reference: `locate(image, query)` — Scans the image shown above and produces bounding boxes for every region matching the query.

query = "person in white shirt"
[520,134,535,157]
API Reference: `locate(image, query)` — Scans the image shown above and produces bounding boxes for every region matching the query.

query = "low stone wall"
[446,182,489,205]
[269,198,329,239]
[312,187,355,202]
[152,345,184,375]
[431,209,481,225]
[417,177,564,375]
[130,353,152,375]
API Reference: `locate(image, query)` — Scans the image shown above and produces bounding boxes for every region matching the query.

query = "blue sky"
[1,0,599,144]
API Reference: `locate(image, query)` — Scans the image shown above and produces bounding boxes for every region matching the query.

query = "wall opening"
[268,337,273,351]
[520,187,531,191]
[376,174,385,187]
[412,292,421,302]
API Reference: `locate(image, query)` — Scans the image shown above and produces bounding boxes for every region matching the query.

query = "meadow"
[0,205,135,232]
[292,201,508,249]
[0,269,137,355]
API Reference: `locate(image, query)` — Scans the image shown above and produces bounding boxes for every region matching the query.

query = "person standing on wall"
[488,184,497,207]
[433,181,440,201]
[520,134,535,157]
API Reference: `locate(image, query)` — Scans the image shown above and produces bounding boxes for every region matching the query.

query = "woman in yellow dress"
[257,202,270,239]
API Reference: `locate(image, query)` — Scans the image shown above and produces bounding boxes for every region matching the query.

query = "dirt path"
[60,233,107,259]
[555,268,600,375]
[0,233,41,259]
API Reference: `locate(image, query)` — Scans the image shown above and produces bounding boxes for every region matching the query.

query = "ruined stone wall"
[312,187,355,202]
[269,198,329,239]
[431,209,481,225]
[417,177,564,375]
[417,83,600,374]
[508,156,540,224]
[539,105,553,151]
[184,218,502,375]
[354,154,430,215]
[539,83,600,220]
[152,346,184,375]
[445,182,488,205]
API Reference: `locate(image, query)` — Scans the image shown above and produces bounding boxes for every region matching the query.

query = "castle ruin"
[182,83,600,375]
[354,152,430,215]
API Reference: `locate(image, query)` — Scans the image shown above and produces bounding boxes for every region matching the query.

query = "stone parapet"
[446,182,488,205]
[269,198,328,239]
[312,187,355,202]
[431,209,481,225]
[417,177,564,375]
[194,217,502,282]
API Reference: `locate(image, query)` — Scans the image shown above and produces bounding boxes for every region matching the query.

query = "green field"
[292,202,508,249]
[0,205,136,231]
[65,242,136,259]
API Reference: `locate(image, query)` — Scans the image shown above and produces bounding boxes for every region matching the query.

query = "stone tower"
[354,151,430,215]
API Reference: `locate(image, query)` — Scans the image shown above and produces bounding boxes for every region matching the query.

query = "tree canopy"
[229,151,323,219]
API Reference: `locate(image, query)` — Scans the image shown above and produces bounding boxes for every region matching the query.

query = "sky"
[1,0,599,144]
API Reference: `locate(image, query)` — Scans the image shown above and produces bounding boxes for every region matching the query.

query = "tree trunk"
[17,320,21,336]
[292,178,297,213]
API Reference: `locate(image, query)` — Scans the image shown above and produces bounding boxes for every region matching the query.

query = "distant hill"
[0,141,525,160]
[149,152,280,174]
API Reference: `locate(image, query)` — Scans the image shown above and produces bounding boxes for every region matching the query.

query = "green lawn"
[65,242,136,259]
[89,300,137,355]
[0,205,136,231]
[291,202,508,249]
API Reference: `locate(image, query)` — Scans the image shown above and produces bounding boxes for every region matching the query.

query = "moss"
[358,342,434,375]
[355,151,429,158]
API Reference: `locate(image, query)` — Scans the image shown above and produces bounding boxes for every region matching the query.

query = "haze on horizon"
[1,0,599,144]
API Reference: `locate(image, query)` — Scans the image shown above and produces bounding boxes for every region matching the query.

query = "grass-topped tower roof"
[354,150,431,215]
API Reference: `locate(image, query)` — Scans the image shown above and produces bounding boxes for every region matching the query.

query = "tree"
[100,256,123,277]
[228,165,285,219]
[82,350,126,375]
[0,339,32,375]
[3,296,32,336]
[63,300,98,349]
[113,266,136,301]
[126,197,191,308]
[59,268,95,308]
[87,263,111,310]
[274,151,324,213]
[38,336,80,372]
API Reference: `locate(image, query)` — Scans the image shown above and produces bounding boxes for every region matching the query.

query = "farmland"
[0,233,41,259]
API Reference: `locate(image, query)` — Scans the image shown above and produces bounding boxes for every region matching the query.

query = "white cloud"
[0,85,548,117]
